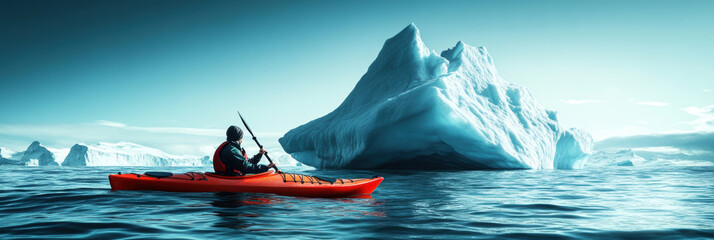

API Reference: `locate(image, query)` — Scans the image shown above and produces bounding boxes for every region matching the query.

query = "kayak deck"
[109,170,383,198]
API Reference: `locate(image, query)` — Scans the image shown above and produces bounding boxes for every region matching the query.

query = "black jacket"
[218,141,268,176]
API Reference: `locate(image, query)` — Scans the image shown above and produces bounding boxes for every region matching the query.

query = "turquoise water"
[1,165,713,239]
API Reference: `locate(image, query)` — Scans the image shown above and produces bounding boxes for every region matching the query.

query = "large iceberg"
[279,23,592,170]
[62,142,210,166]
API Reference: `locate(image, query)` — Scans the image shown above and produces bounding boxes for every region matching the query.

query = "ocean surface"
[1,165,713,239]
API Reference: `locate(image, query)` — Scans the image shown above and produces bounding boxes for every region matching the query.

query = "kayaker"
[214,125,275,176]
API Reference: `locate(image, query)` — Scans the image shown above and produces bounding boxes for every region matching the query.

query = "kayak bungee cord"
[279,173,356,185]
[184,172,207,181]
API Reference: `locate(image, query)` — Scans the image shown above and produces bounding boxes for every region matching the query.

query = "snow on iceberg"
[279,23,593,170]
[586,149,646,167]
[47,147,70,165]
[62,142,210,166]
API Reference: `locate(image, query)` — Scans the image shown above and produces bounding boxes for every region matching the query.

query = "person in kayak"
[214,125,275,176]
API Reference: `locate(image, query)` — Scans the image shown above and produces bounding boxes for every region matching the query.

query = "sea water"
[1,165,712,239]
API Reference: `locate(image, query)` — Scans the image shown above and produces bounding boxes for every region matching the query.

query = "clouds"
[627,98,671,107]
[562,99,603,104]
[561,99,671,107]
[93,120,285,137]
[636,101,670,107]
[95,120,128,128]
[94,120,224,137]
[682,105,714,131]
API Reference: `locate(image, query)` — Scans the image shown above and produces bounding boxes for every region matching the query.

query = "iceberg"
[62,142,210,166]
[631,150,713,167]
[0,141,63,166]
[279,23,592,170]
[1,146,24,165]
[0,146,25,165]
[21,141,59,166]
[0,147,16,159]
[586,149,646,167]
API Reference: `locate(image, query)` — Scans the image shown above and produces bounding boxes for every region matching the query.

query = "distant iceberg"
[0,147,15,159]
[1,141,304,168]
[586,149,646,167]
[239,146,304,168]
[62,142,210,166]
[280,23,592,170]
[0,141,64,166]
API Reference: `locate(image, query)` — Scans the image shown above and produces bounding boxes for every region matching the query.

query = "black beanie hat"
[226,125,244,141]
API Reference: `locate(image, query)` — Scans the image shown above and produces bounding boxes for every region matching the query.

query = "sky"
[1,0,713,156]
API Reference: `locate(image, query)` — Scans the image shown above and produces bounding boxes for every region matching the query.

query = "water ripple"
[0,165,712,239]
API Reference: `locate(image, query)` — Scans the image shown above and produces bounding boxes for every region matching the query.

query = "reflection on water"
[211,192,273,230]
[0,165,712,239]
[205,187,386,232]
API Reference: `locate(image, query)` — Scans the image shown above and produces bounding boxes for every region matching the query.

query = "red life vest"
[212,141,247,174]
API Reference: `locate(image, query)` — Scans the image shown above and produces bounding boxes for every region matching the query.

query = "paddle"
[237,111,279,172]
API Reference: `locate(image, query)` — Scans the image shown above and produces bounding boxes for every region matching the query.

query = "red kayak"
[109,170,383,198]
